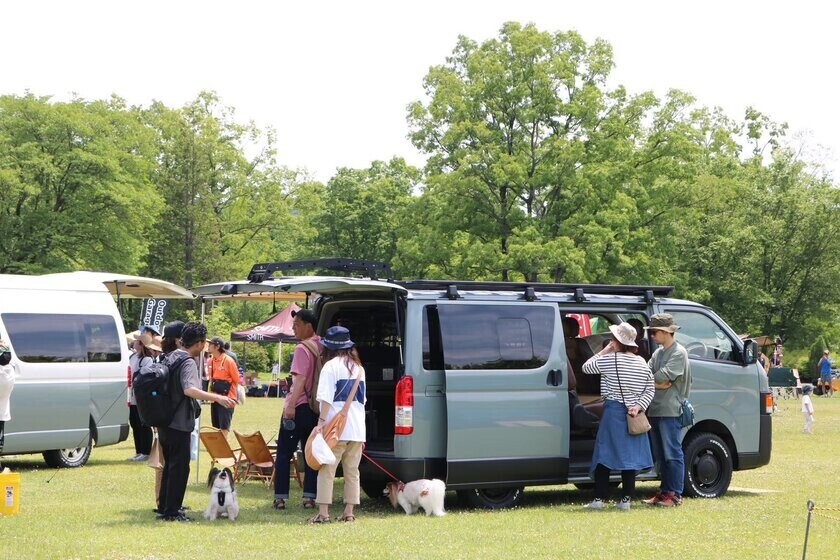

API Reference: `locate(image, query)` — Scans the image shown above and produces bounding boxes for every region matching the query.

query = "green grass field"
[0,394,837,560]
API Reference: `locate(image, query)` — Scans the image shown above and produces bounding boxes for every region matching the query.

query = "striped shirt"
[582,352,655,411]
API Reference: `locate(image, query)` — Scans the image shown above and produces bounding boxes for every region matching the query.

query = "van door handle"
[547,369,562,387]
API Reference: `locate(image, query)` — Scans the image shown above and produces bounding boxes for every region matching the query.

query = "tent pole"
[196,297,206,483]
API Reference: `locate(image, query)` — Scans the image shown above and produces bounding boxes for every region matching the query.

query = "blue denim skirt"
[590,399,654,474]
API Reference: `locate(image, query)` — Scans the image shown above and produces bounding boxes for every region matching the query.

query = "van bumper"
[119,423,129,443]
[737,414,772,470]
[360,453,445,482]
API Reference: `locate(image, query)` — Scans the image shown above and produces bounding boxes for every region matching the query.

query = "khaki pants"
[316,441,363,506]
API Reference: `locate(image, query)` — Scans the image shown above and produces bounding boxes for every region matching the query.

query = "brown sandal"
[338,514,356,522]
[302,498,316,509]
[273,499,286,510]
[309,513,331,524]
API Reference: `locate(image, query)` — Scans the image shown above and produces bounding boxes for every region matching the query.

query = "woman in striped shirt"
[582,322,655,511]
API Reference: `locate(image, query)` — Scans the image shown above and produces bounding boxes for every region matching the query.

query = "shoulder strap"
[299,339,322,398]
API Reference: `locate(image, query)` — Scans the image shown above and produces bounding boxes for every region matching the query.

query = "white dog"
[385,479,446,517]
[204,467,240,521]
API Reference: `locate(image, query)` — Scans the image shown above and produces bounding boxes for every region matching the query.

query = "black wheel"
[360,479,387,500]
[43,435,92,468]
[683,432,732,498]
[457,487,524,509]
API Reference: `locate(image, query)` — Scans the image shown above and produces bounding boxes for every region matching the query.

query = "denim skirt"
[590,399,654,474]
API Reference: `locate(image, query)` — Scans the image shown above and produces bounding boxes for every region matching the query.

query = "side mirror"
[743,339,758,365]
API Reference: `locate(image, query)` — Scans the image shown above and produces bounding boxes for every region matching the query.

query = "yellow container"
[0,472,20,515]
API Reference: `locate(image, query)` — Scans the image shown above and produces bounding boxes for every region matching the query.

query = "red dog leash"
[361,444,402,485]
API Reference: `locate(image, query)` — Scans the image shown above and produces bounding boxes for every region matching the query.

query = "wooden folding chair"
[234,430,277,484]
[199,427,246,481]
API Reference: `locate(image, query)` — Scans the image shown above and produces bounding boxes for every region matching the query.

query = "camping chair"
[234,430,277,484]
[199,427,246,481]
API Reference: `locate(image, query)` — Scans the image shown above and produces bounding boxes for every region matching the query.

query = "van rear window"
[432,304,554,370]
[2,313,122,363]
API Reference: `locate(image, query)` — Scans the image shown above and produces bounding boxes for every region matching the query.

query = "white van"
[0,272,193,467]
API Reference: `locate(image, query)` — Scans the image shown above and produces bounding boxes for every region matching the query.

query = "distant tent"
[231,303,300,343]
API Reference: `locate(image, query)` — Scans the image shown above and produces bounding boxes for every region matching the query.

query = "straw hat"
[609,323,638,347]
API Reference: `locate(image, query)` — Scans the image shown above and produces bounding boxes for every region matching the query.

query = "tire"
[360,479,387,500]
[683,432,733,498]
[43,439,92,468]
[457,486,524,509]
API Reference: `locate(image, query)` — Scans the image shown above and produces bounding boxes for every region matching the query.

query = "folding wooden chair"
[199,427,246,481]
[234,430,277,484]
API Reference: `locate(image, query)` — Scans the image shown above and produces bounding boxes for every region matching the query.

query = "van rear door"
[436,301,568,488]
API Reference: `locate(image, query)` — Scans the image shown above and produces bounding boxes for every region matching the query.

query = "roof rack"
[396,280,673,303]
[247,258,394,283]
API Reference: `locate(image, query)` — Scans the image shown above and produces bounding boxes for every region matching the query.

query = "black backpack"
[133,355,190,428]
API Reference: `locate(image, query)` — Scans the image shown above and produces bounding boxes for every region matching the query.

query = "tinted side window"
[2,313,122,363]
[437,304,554,370]
[669,311,737,362]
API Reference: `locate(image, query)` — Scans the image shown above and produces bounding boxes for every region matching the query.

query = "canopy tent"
[231,303,301,395]
[231,303,300,343]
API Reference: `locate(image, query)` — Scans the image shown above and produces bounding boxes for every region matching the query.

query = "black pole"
[802,499,815,560]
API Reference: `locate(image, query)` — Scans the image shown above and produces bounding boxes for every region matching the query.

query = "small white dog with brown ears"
[385,479,446,517]
[204,467,240,521]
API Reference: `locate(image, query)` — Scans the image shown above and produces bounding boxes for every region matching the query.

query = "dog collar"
[397,483,405,493]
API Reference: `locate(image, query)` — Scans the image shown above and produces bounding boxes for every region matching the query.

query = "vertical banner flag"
[139,298,169,335]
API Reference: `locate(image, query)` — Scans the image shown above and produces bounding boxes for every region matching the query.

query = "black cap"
[209,336,225,348]
[163,320,185,339]
[290,308,317,328]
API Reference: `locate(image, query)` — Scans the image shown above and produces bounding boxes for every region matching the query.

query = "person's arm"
[283,346,310,420]
[652,349,684,388]
[184,386,235,408]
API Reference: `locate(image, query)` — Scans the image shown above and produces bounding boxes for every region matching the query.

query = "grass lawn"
[1,394,837,559]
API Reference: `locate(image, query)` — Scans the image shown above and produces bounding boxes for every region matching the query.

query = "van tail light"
[395,375,414,435]
[762,392,774,414]
[127,365,133,406]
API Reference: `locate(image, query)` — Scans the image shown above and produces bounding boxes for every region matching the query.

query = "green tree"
[0,94,161,273]
[312,158,419,268]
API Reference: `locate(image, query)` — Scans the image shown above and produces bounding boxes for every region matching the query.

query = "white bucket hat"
[609,322,638,347]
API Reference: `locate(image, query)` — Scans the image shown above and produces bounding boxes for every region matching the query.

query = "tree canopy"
[0,21,837,354]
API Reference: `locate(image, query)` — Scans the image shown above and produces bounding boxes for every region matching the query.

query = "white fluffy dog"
[204,467,240,521]
[385,479,446,517]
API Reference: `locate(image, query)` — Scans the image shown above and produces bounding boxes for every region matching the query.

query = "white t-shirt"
[0,363,18,421]
[316,356,366,442]
[801,395,813,414]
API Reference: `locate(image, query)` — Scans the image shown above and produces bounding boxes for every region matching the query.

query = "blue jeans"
[649,416,684,496]
[274,403,318,500]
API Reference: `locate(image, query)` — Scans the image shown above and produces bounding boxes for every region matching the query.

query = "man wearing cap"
[818,350,833,397]
[157,321,236,522]
[273,308,322,511]
[207,337,239,437]
[643,313,691,507]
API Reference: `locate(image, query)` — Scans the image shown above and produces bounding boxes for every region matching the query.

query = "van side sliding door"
[437,301,569,488]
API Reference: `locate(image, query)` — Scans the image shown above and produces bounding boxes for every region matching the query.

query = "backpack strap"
[299,339,322,400]
[167,355,192,415]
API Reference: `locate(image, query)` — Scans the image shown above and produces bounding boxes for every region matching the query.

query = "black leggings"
[0,420,4,454]
[594,463,636,500]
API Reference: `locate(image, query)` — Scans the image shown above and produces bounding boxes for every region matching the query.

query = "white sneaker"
[127,454,141,461]
[131,454,149,462]
[615,497,631,511]
[584,499,605,510]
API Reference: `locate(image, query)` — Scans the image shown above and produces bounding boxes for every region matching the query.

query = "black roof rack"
[247,258,394,283]
[395,280,673,301]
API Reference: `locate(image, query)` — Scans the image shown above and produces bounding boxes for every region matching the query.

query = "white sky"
[2,1,837,181]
